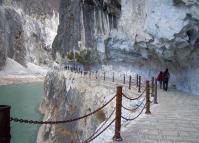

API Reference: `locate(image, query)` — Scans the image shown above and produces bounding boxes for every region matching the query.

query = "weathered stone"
[38,70,120,143]
[1,7,27,67]
[2,0,60,16]
[0,31,6,70]
[52,0,121,63]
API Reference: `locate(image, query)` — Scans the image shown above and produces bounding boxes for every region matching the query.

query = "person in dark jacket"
[163,68,170,91]
[156,71,164,89]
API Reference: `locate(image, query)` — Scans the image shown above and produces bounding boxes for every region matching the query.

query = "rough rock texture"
[2,0,60,16]
[37,70,115,143]
[52,0,121,62]
[0,31,6,69]
[0,0,59,70]
[0,7,26,67]
[103,0,199,95]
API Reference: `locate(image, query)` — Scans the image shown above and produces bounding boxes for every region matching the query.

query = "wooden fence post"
[154,79,158,104]
[129,75,132,90]
[113,86,123,141]
[138,76,141,93]
[151,77,154,97]
[113,72,115,82]
[0,105,11,143]
[123,74,125,84]
[145,81,151,114]
[136,74,139,87]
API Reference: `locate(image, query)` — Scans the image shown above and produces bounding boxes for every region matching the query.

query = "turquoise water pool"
[0,82,44,143]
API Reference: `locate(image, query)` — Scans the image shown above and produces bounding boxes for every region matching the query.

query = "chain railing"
[122,88,146,101]
[82,109,115,143]
[82,119,115,143]
[122,100,145,112]
[0,66,158,143]
[10,94,116,125]
[121,103,146,121]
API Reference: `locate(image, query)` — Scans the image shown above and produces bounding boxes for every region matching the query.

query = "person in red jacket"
[156,71,164,89]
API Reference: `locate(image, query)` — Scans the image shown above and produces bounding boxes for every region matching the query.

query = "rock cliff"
[37,70,115,143]
[106,0,199,95]
[0,7,26,67]
[51,0,199,94]
[0,0,59,70]
[52,0,121,63]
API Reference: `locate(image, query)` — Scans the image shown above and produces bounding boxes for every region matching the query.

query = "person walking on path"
[163,68,170,91]
[156,71,164,89]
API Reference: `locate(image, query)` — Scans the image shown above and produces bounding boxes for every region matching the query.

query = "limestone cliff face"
[2,0,60,16]
[0,0,59,70]
[51,0,199,94]
[52,0,121,63]
[38,70,115,143]
[0,31,6,69]
[0,7,26,67]
[104,0,199,95]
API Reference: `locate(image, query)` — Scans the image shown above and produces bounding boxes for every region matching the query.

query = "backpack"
[164,72,170,79]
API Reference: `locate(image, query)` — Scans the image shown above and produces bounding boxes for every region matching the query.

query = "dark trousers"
[163,80,168,91]
[159,80,163,89]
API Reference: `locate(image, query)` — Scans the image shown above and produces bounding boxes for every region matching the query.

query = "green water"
[0,82,44,143]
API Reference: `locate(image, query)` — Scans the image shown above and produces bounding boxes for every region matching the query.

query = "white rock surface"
[0,58,48,76]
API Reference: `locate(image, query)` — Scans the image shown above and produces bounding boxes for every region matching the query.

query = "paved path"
[109,89,199,143]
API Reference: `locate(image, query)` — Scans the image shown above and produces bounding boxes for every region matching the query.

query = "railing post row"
[0,105,11,143]
[113,86,123,141]
[145,80,151,114]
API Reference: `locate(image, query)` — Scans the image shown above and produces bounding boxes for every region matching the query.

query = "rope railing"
[121,103,146,121]
[0,66,158,142]
[65,66,138,88]
[81,109,115,143]
[122,100,145,112]
[10,94,116,125]
[122,88,146,101]
[66,68,148,96]
[82,119,115,143]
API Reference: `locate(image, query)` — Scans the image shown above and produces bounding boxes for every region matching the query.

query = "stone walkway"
[109,89,199,143]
